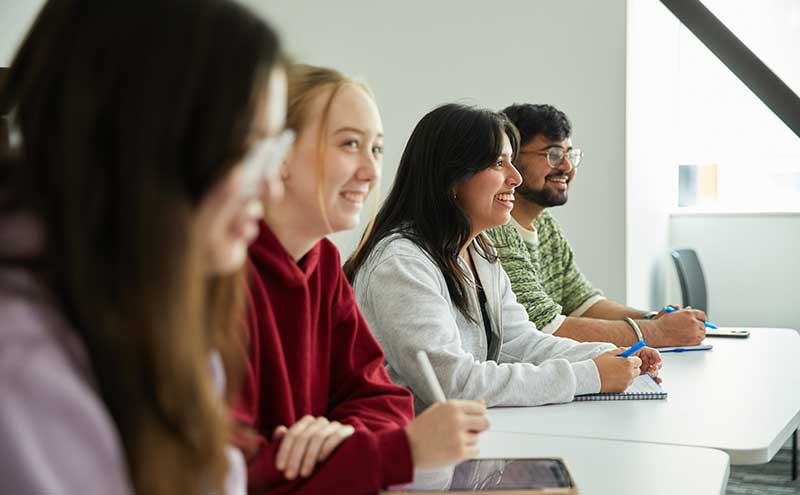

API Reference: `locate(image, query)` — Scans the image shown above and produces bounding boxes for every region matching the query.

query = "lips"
[340,190,369,208]
[546,174,569,190]
[494,191,515,209]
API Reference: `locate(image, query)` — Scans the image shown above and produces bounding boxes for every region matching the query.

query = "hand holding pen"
[661,305,718,329]
[402,351,490,469]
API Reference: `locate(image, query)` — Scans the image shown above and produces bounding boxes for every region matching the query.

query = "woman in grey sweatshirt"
[345,104,661,413]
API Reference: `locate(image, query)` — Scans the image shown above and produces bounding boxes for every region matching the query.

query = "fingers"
[272,425,288,441]
[284,418,330,480]
[448,399,487,415]
[318,424,355,462]
[298,421,337,477]
[275,415,315,473]
[628,356,642,368]
[463,413,491,433]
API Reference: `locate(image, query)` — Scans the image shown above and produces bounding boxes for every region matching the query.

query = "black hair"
[501,103,571,146]
[345,103,519,321]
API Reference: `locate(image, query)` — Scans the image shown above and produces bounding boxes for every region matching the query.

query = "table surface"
[486,327,800,464]
[476,431,730,495]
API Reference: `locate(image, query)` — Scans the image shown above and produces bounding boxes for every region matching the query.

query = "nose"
[507,162,523,188]
[355,150,381,183]
[556,154,574,173]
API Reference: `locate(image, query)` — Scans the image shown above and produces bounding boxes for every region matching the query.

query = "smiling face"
[283,83,383,237]
[515,134,576,208]
[454,132,522,236]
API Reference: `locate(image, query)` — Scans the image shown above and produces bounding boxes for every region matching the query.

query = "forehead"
[309,83,383,136]
[526,134,572,149]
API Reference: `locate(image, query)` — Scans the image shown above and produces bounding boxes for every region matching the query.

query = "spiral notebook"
[574,374,667,401]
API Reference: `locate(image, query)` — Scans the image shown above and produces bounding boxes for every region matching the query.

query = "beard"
[516,175,570,207]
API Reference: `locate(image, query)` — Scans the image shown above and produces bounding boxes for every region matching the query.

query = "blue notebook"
[574,374,667,401]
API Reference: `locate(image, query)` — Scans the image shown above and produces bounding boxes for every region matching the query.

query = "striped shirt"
[486,211,605,334]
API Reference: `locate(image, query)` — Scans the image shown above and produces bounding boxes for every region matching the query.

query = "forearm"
[553,315,674,348]
[246,428,413,494]
[581,299,648,321]
[553,316,642,346]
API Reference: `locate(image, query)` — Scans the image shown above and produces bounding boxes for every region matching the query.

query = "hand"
[630,346,663,384]
[405,400,490,469]
[653,307,707,346]
[653,304,681,319]
[594,351,641,393]
[273,416,355,480]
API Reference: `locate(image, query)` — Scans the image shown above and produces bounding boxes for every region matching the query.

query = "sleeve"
[0,346,131,495]
[243,428,412,494]
[495,265,617,395]
[486,225,565,331]
[547,220,604,316]
[326,267,416,434]
[359,250,615,410]
[232,263,414,494]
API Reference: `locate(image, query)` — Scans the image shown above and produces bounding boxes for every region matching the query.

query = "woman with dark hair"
[346,104,662,413]
[0,1,287,494]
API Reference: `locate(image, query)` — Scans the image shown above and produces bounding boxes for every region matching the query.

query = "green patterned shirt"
[486,210,604,332]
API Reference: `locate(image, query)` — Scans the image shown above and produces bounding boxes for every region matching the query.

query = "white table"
[476,431,730,494]
[487,328,800,465]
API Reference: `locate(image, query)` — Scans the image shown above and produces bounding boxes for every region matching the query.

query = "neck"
[511,199,545,230]
[459,232,479,260]
[262,202,324,262]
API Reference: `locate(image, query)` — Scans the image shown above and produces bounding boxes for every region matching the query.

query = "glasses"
[521,146,583,169]
[239,129,295,199]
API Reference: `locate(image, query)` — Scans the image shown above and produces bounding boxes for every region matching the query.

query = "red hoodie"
[234,222,415,494]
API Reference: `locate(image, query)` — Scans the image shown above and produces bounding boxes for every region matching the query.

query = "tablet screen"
[400,458,574,491]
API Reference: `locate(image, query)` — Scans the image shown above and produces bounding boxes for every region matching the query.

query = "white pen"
[416,350,447,403]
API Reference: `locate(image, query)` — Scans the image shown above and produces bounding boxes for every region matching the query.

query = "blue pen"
[662,306,718,329]
[618,340,647,357]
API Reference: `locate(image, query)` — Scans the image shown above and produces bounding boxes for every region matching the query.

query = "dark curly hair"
[501,103,571,146]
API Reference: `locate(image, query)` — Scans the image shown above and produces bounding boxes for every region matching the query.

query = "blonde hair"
[286,64,380,242]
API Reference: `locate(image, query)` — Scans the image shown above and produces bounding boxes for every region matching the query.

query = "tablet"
[384,458,577,494]
[705,327,750,338]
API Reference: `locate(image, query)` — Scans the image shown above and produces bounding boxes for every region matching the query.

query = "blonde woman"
[234,65,489,494]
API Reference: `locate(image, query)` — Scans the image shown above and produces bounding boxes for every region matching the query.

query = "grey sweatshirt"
[352,233,616,413]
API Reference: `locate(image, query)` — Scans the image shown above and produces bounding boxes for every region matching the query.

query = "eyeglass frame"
[518,145,583,169]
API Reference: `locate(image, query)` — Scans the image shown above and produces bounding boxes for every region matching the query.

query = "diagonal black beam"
[660,0,800,139]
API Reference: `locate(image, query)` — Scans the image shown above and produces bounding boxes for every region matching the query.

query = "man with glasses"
[487,103,707,347]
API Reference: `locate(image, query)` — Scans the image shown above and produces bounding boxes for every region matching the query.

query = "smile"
[546,175,569,189]
[494,192,515,209]
[341,191,367,205]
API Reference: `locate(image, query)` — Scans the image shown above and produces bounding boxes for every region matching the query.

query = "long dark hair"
[0,1,281,493]
[345,103,519,320]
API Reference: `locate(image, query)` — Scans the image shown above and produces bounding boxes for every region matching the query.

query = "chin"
[329,214,361,235]
[208,243,247,276]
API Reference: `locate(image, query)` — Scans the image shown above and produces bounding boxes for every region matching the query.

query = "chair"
[670,248,708,313]
[671,248,797,480]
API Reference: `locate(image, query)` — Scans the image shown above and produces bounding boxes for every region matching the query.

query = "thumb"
[272,425,288,441]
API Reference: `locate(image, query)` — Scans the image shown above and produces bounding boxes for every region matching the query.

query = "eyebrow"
[334,126,384,139]
[541,144,573,151]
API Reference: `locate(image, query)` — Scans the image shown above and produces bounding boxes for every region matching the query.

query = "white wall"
[243,0,629,301]
[0,1,44,66]
[625,0,681,309]
[669,213,800,330]
[1,1,630,301]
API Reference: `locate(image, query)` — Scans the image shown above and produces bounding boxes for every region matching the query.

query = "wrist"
[623,317,644,342]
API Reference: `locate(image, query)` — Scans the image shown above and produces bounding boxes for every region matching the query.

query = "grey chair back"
[670,248,708,314]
